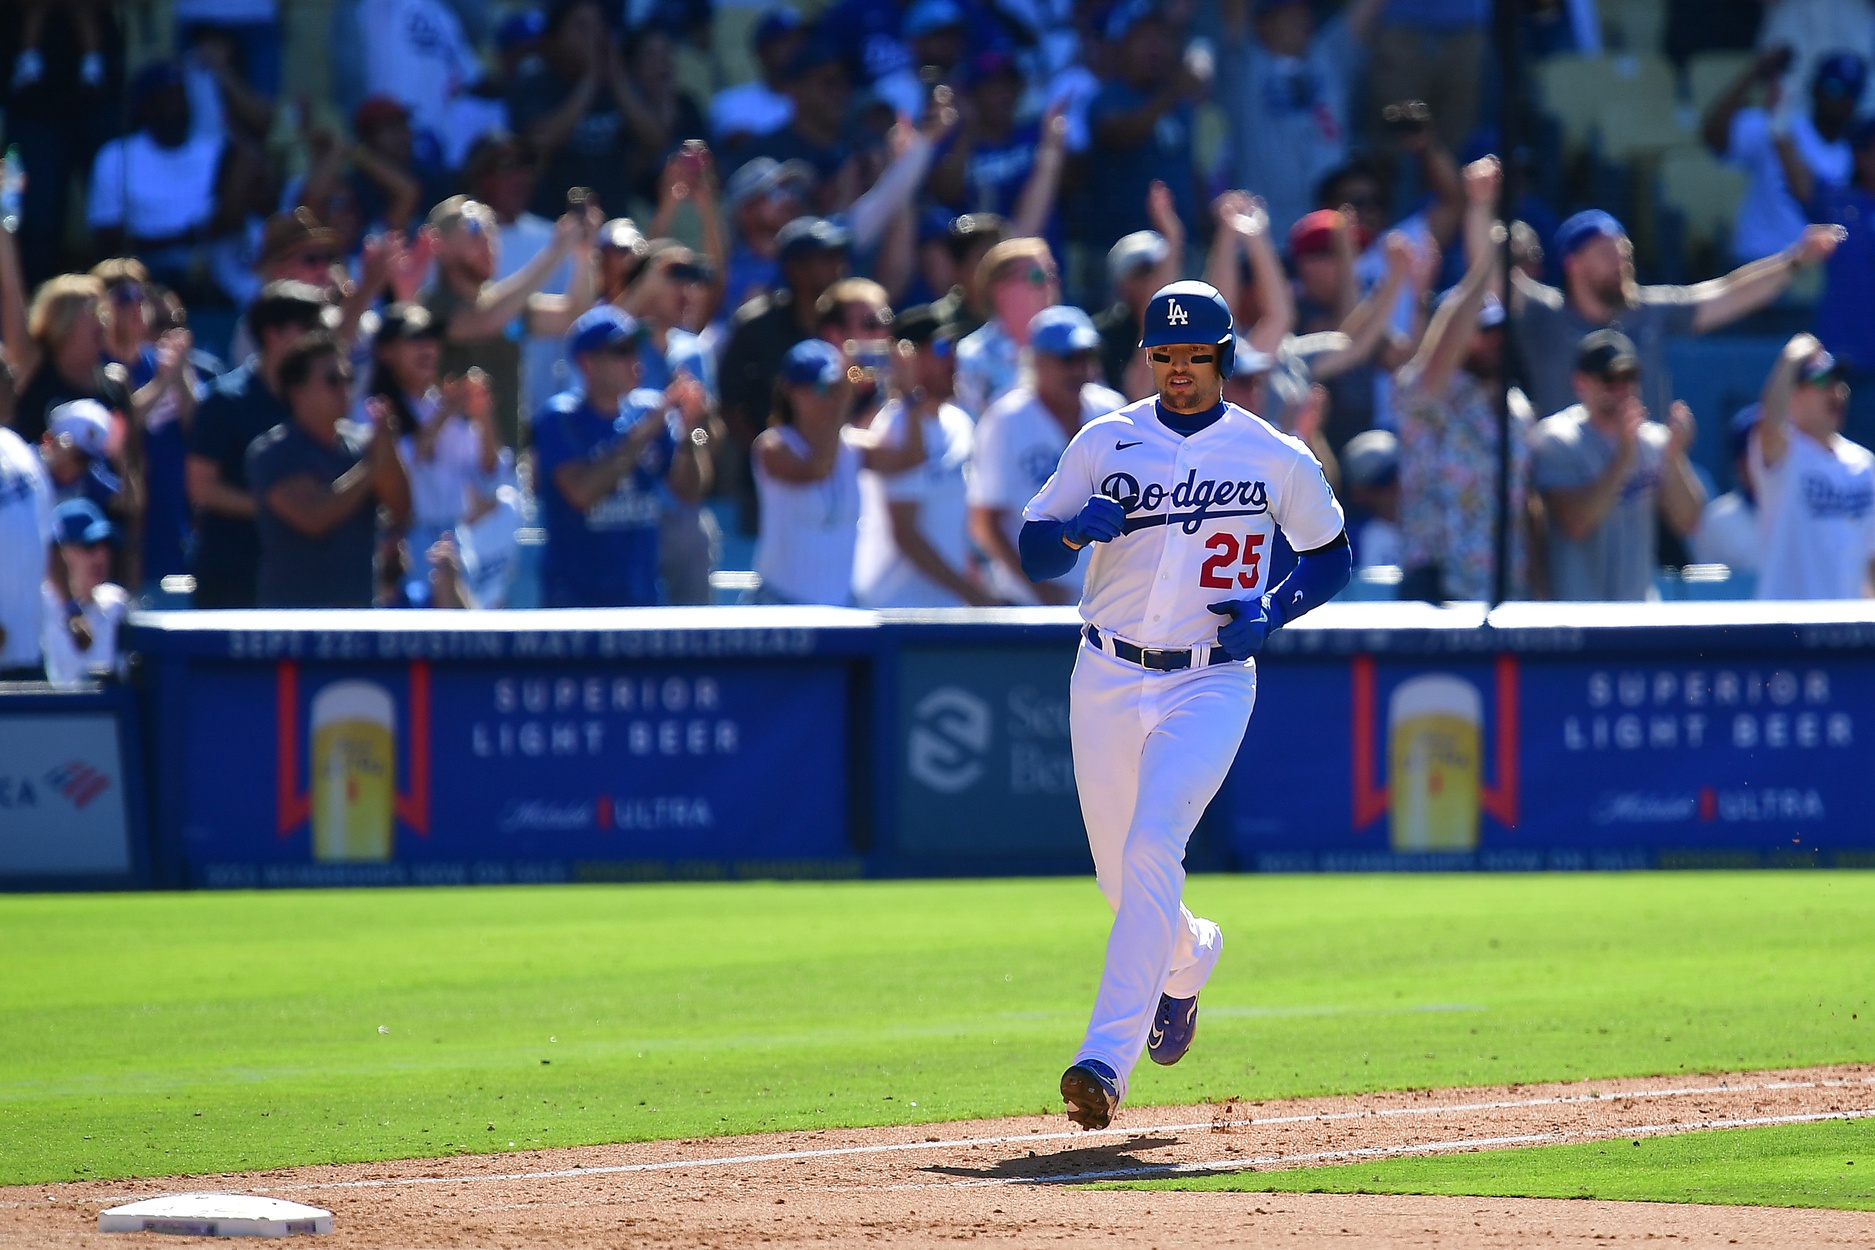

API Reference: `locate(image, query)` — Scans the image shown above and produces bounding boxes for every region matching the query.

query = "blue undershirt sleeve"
[1266,531,1352,629]
[1019,518,1081,583]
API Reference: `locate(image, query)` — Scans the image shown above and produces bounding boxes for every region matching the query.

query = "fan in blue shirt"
[533,307,713,607]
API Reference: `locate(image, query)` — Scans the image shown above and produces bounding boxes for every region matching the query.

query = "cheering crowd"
[2,0,1874,686]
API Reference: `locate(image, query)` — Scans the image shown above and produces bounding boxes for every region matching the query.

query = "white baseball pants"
[1068,639,1254,1102]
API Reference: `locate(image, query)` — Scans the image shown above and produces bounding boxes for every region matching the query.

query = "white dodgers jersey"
[1023,398,1345,649]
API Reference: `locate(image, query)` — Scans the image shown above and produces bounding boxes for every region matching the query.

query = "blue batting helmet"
[1139,281,1236,377]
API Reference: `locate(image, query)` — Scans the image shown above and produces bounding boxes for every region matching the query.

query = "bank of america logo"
[45,760,109,810]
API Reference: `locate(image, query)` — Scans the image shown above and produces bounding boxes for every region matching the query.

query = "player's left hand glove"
[1207,595,1275,660]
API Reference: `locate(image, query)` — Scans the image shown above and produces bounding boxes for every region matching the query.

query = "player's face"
[1148,342,1224,412]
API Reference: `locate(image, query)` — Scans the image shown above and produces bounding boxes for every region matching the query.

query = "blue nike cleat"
[1147,993,1198,1065]
[1060,1059,1121,1130]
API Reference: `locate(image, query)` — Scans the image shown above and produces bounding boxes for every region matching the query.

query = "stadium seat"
[1593,54,1691,159]
[1657,147,1748,249]
[1534,54,1618,152]
[1686,50,1758,116]
[1602,0,1667,56]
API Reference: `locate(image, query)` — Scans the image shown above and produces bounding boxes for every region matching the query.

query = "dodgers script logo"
[1100,469,1270,534]
[1166,300,1189,326]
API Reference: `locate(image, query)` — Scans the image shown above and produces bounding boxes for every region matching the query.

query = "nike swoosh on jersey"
[1115,440,1143,449]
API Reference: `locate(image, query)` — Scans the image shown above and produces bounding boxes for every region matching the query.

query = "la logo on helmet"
[1166,300,1189,326]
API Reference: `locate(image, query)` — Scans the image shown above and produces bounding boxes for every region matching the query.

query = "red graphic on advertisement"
[45,760,110,810]
[1699,786,1716,822]
[1351,655,1520,851]
[275,662,431,860]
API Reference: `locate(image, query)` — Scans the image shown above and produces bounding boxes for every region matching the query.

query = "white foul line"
[900,1105,1875,1189]
[188,1074,1875,1198]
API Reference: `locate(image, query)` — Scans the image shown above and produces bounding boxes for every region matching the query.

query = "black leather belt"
[1083,624,1235,671]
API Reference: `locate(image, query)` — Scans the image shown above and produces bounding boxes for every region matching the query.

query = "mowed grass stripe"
[2,873,1873,1185]
[1125,1118,1875,1210]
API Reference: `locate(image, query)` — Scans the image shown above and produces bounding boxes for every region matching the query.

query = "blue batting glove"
[1063,495,1126,547]
[1207,595,1274,660]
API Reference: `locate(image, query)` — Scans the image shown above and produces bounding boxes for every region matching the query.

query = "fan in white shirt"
[39,499,128,687]
[854,316,992,607]
[750,339,931,604]
[1749,333,1875,600]
[969,305,1124,604]
[710,7,804,147]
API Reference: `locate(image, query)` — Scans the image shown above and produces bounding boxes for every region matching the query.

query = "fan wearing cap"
[719,215,851,527]
[718,158,814,321]
[419,195,599,450]
[711,6,803,148]
[970,306,1124,605]
[1748,333,1875,600]
[1528,329,1705,601]
[38,499,128,687]
[38,399,123,522]
[851,305,988,606]
[85,62,225,282]
[954,239,1061,418]
[1092,184,1188,399]
[749,338,932,604]
[1017,281,1350,1130]
[1493,183,1842,426]
[1338,429,1401,568]
[1689,403,1763,577]
[532,306,712,607]
[245,332,412,608]
[1702,47,1864,264]
[1394,210,1533,603]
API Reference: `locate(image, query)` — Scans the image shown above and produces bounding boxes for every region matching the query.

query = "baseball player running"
[1018,281,1352,1129]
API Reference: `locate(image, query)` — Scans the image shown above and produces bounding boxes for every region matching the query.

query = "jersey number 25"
[1199,532,1265,590]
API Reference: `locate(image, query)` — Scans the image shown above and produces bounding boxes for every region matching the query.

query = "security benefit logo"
[907,684,1073,798]
[274,662,431,863]
[1350,657,1520,853]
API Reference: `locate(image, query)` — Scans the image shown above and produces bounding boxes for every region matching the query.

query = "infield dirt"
[9,1064,1875,1247]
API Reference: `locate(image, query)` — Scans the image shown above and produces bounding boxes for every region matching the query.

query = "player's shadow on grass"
[920,1135,1184,1184]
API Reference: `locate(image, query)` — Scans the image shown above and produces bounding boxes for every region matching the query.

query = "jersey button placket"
[1140,439,1191,643]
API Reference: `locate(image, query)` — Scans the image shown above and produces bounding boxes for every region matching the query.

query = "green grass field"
[1123,1119,1875,1210]
[3,873,1873,1190]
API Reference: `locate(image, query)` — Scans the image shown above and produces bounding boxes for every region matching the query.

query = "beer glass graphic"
[310,681,396,862]
[1388,674,1482,852]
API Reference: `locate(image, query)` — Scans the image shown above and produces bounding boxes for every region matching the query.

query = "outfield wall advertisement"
[113,604,1875,888]
[163,647,856,887]
[0,686,144,888]
[1230,652,1873,872]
